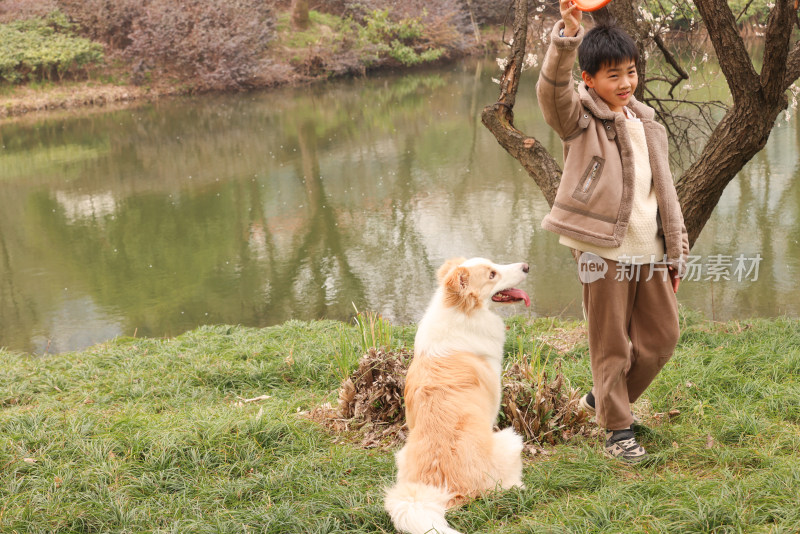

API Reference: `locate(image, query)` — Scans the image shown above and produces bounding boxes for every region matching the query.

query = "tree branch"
[760,0,795,103]
[693,0,759,105]
[481,0,562,206]
[653,34,689,97]
[785,39,800,89]
[735,0,757,22]
[494,0,528,110]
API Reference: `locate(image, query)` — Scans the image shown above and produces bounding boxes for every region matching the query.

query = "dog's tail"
[384,481,463,534]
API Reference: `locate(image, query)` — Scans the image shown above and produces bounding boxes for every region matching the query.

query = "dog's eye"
[489,270,497,279]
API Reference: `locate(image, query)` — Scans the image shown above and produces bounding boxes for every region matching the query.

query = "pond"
[1,56,799,354]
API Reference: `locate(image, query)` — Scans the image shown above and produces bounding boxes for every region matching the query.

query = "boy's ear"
[581,71,595,88]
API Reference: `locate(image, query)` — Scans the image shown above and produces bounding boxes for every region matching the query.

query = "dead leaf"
[235,394,271,407]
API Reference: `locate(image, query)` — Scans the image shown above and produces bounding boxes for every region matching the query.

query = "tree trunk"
[676,0,794,246]
[482,0,799,249]
[291,0,310,30]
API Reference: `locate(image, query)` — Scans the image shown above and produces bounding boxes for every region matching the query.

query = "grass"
[275,10,350,49]
[1,312,800,532]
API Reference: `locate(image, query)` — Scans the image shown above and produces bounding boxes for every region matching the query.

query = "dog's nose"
[522,263,529,273]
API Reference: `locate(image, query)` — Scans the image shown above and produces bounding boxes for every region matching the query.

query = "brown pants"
[582,260,680,430]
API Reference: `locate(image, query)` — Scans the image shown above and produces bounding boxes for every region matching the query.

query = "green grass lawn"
[1,312,799,533]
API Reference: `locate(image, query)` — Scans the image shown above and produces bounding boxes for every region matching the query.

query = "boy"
[536,0,689,463]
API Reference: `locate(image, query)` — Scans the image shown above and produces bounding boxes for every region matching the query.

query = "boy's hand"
[560,0,582,36]
[668,267,680,293]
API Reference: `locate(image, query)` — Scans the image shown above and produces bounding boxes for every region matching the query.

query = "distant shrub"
[128,0,275,91]
[0,0,58,23]
[58,0,276,91]
[0,11,104,84]
[341,0,469,52]
[358,9,447,66]
[392,0,471,52]
[57,0,142,50]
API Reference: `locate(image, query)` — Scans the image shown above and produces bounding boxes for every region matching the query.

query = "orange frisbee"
[573,0,612,11]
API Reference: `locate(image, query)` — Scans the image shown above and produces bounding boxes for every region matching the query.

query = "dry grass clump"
[500,360,595,447]
[337,347,410,424]
[536,325,588,354]
[311,347,412,448]
[313,344,595,450]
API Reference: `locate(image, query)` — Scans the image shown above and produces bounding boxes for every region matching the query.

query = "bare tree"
[482,0,800,248]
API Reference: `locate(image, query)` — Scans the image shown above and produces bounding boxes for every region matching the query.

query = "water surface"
[1,57,799,354]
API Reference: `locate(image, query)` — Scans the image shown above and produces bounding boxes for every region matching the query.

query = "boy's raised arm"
[536,0,585,140]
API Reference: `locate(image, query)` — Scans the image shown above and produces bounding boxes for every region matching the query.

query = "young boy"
[536,0,689,463]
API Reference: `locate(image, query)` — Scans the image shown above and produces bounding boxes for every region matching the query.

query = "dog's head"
[437,257,530,314]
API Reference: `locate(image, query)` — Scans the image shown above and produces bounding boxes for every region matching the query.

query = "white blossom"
[522,53,539,71]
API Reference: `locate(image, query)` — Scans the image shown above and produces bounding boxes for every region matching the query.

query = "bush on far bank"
[53,0,477,91]
[56,0,276,92]
[0,11,103,84]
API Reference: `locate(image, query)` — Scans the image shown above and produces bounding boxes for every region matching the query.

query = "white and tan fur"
[384,257,529,534]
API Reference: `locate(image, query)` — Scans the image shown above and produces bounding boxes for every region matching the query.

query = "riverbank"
[0,5,505,120]
[1,313,799,532]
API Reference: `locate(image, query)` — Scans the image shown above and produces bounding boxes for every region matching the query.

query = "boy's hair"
[578,23,639,76]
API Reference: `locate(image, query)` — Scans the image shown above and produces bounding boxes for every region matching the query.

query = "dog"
[385,257,530,534]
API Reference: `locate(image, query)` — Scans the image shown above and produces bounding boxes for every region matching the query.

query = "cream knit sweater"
[560,118,664,264]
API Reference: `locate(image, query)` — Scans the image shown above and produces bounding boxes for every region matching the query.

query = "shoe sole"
[603,448,649,464]
[578,395,596,415]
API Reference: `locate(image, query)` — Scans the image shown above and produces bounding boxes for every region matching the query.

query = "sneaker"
[604,428,648,464]
[578,391,596,415]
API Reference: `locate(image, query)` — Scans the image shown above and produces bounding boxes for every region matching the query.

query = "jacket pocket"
[571,156,605,203]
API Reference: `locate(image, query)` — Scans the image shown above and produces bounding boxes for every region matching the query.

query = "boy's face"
[581,59,638,113]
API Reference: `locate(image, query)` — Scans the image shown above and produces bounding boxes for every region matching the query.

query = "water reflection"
[0,58,798,354]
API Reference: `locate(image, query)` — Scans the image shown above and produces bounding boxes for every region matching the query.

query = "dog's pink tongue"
[502,289,531,307]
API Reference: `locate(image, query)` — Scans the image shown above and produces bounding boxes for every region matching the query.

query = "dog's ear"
[443,266,480,313]
[444,266,470,292]
[437,257,466,284]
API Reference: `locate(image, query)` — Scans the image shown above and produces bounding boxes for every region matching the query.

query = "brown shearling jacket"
[536,21,690,272]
